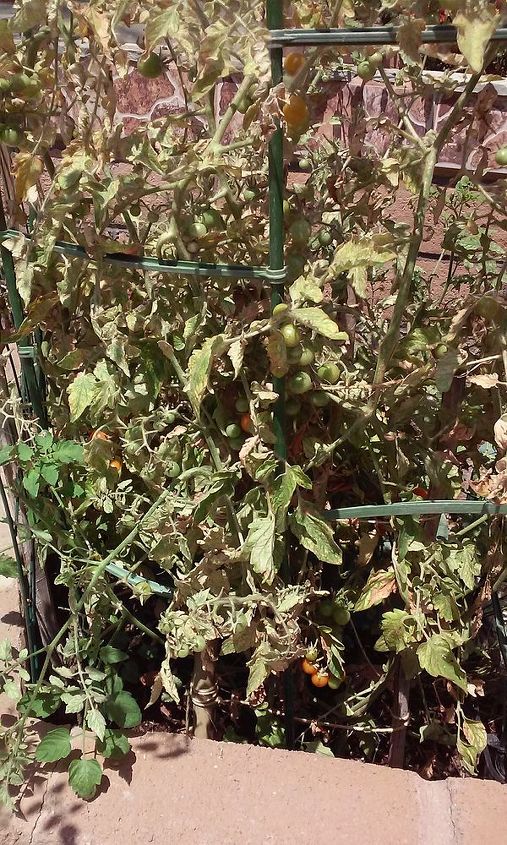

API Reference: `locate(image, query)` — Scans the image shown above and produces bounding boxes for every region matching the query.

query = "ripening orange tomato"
[283,94,309,130]
[311,672,329,688]
[109,459,122,472]
[284,52,305,76]
[301,658,318,676]
[91,430,111,442]
[240,413,252,433]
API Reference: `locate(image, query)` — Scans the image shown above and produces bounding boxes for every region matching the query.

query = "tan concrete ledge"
[1,730,507,845]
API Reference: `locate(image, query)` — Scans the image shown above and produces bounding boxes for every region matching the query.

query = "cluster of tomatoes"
[300,645,343,690]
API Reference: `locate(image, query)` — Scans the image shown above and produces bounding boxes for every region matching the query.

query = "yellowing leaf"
[455,7,500,73]
[329,235,397,279]
[245,514,276,584]
[291,308,348,342]
[354,568,396,611]
[265,331,288,378]
[290,506,342,565]
[68,372,97,422]
[467,373,499,389]
[417,633,467,692]
[187,335,226,413]
[397,18,425,62]
[13,153,43,202]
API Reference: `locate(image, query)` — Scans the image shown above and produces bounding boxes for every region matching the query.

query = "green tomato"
[281,323,301,349]
[318,601,334,619]
[495,146,507,167]
[327,675,343,690]
[165,411,177,425]
[286,397,302,416]
[187,221,208,239]
[229,437,244,451]
[305,646,318,662]
[434,344,448,359]
[299,158,312,171]
[319,230,332,246]
[332,606,351,626]
[298,346,315,367]
[177,646,190,659]
[0,126,22,146]
[130,203,141,217]
[317,363,341,384]
[235,397,249,413]
[287,345,304,364]
[289,217,312,244]
[193,635,206,652]
[167,461,181,479]
[138,52,164,78]
[310,391,331,408]
[244,189,256,202]
[356,60,376,82]
[273,302,290,317]
[288,371,312,395]
[225,423,242,439]
[201,209,225,230]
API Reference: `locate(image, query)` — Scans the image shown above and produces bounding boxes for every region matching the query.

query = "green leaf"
[18,689,61,718]
[17,443,33,462]
[0,554,18,579]
[417,634,467,692]
[23,468,40,498]
[0,446,13,466]
[105,690,142,729]
[86,709,107,742]
[99,645,128,665]
[61,692,86,714]
[291,308,348,342]
[375,609,417,653]
[53,441,84,464]
[40,463,59,486]
[68,372,97,422]
[289,506,342,565]
[435,348,460,394]
[187,335,226,413]
[96,729,131,760]
[68,758,103,800]
[245,514,276,584]
[272,465,311,521]
[35,728,72,763]
[354,569,396,612]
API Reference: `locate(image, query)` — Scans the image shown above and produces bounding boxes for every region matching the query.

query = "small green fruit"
[332,606,350,626]
[318,601,334,618]
[317,363,341,384]
[281,323,301,349]
[235,397,249,413]
[299,346,315,367]
[299,158,311,171]
[286,397,302,416]
[288,371,312,395]
[310,391,331,408]
[138,52,164,79]
[273,302,290,317]
[225,423,242,439]
[495,146,507,167]
[167,461,181,478]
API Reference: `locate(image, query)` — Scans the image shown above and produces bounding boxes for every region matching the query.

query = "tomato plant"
[0,0,505,803]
